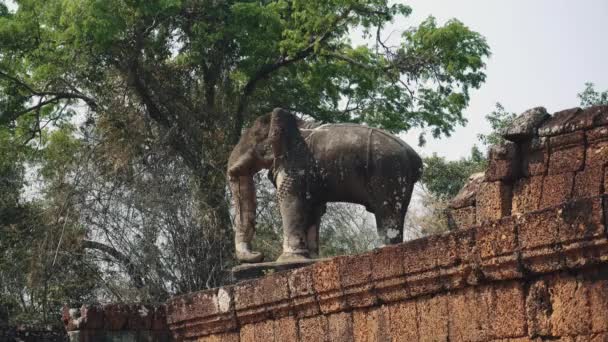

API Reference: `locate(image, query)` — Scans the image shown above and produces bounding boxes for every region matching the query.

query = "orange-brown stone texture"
[65,106,608,341]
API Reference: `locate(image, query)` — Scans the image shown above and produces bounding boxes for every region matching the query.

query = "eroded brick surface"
[477,218,517,259]
[574,166,604,198]
[521,138,548,176]
[164,106,608,342]
[327,312,354,342]
[548,131,585,175]
[299,316,328,342]
[476,181,512,224]
[417,295,449,342]
[540,172,574,209]
[387,301,418,341]
[512,176,543,214]
[448,206,477,229]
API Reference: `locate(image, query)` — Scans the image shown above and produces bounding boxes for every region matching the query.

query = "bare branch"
[81,239,145,289]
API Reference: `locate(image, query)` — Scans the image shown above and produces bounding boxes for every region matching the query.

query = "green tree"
[0,0,490,305]
[477,102,517,147]
[421,146,486,200]
[578,82,608,108]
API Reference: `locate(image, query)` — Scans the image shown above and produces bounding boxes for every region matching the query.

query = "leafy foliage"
[477,102,517,147]
[578,82,608,108]
[421,146,486,200]
[0,0,490,322]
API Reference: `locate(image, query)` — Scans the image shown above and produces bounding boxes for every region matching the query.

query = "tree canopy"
[0,0,491,323]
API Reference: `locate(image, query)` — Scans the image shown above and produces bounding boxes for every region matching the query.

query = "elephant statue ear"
[269,108,300,159]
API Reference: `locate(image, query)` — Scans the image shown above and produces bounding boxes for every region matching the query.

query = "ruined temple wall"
[165,192,608,341]
[61,304,170,342]
[65,106,608,341]
[449,105,608,229]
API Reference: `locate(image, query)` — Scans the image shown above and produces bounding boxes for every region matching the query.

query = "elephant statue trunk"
[228,108,423,264]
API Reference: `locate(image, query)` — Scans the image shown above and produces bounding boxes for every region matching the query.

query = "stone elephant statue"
[228,108,422,263]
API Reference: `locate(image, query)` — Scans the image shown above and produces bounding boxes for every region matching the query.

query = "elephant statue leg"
[306,204,326,258]
[374,183,415,245]
[274,170,314,262]
[231,175,264,263]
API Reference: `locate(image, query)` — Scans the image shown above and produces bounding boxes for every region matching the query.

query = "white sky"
[390,0,608,159]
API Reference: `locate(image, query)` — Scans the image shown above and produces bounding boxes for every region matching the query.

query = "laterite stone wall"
[61,304,170,342]
[448,105,608,229]
[163,105,608,341]
[67,106,608,341]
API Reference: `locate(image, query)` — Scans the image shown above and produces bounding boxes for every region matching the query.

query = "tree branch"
[231,7,354,143]
[81,239,145,289]
[0,70,98,122]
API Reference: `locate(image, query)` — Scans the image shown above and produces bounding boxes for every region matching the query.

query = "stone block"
[589,279,608,333]
[477,217,517,259]
[588,105,608,125]
[587,141,608,168]
[519,197,604,251]
[447,206,476,229]
[417,295,449,342]
[327,312,354,342]
[80,305,104,330]
[255,272,290,310]
[129,304,154,330]
[449,172,485,209]
[201,332,239,342]
[491,282,526,339]
[558,197,604,243]
[502,106,550,142]
[388,301,418,341]
[548,131,585,175]
[239,324,255,342]
[527,275,594,338]
[288,267,319,318]
[339,253,371,289]
[352,308,386,342]
[487,142,520,181]
[252,320,274,341]
[512,176,543,215]
[233,280,258,312]
[586,126,608,168]
[573,166,604,199]
[235,272,290,322]
[538,107,583,137]
[525,280,552,337]
[371,245,405,281]
[339,253,376,308]
[548,276,592,336]
[521,138,549,176]
[312,258,346,314]
[401,234,456,274]
[448,286,491,342]
[273,316,297,342]
[476,181,512,224]
[370,245,407,303]
[566,105,606,131]
[102,304,130,330]
[580,333,608,342]
[298,316,328,342]
[518,207,560,250]
[540,173,573,209]
[152,305,167,331]
[449,227,479,265]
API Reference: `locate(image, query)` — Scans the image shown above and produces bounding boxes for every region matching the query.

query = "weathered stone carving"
[502,106,549,142]
[227,108,423,263]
